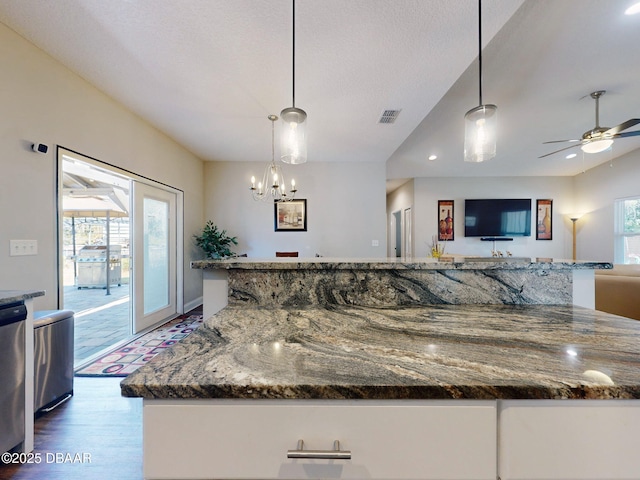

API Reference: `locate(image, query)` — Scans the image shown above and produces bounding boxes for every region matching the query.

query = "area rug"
[75,313,204,377]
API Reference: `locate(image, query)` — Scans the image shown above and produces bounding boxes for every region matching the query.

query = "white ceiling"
[1,0,639,192]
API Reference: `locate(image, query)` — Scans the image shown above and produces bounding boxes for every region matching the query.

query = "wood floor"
[1,308,205,480]
[0,377,143,480]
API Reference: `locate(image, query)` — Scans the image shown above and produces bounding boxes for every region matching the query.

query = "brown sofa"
[595,265,640,320]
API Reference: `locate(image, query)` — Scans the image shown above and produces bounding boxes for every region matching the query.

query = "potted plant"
[193,221,238,259]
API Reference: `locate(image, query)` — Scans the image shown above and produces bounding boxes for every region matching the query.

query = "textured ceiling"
[1,0,639,190]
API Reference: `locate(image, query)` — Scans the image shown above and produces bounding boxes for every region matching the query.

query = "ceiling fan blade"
[604,119,640,136]
[538,143,581,159]
[614,130,640,138]
[542,139,581,144]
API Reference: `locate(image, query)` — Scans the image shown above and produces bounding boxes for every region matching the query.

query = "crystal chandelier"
[250,115,298,202]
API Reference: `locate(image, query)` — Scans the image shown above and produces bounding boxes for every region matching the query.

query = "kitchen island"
[122,258,640,479]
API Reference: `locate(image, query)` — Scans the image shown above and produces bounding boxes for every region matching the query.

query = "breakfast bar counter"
[191,257,612,320]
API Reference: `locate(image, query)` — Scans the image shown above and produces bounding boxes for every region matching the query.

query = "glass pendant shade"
[581,139,613,154]
[464,104,497,163]
[280,107,307,164]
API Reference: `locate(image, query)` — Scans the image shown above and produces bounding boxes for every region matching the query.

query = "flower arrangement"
[428,235,446,258]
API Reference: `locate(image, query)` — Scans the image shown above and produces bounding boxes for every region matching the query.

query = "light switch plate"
[10,239,38,256]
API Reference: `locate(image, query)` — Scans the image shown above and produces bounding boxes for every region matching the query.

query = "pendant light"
[280,0,308,164]
[464,0,497,163]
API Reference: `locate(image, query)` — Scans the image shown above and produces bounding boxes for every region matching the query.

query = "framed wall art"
[274,199,307,232]
[438,200,454,241]
[536,199,553,240]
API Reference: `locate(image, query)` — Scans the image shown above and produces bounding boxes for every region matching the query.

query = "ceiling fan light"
[280,107,308,164]
[625,2,640,15]
[581,139,613,154]
[464,104,497,162]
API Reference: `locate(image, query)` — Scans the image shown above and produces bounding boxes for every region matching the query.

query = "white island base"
[132,258,634,479]
[142,399,640,480]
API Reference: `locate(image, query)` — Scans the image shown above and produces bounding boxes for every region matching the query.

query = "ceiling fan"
[539,90,640,158]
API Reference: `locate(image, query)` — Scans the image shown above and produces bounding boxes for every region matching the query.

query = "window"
[615,196,640,264]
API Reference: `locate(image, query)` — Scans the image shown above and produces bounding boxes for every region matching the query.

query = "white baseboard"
[184,296,203,314]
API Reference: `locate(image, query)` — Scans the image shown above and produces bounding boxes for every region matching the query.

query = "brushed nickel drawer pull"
[287,439,351,460]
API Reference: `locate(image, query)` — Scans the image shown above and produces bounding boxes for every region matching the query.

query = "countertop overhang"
[121,304,640,401]
[0,290,45,305]
[191,257,612,271]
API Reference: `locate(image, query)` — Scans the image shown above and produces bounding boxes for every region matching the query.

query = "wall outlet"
[371,240,379,247]
[10,239,38,256]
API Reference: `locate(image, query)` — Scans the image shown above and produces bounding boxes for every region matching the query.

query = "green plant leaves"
[193,220,238,259]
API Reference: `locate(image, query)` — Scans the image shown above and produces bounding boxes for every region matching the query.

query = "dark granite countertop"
[190,257,612,271]
[191,256,613,270]
[121,304,640,400]
[0,290,45,306]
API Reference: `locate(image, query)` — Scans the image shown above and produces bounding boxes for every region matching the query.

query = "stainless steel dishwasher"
[34,310,74,414]
[0,301,27,453]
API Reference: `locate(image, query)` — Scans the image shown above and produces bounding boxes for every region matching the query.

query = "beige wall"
[203,161,387,258]
[573,149,640,263]
[387,158,640,262]
[0,22,205,310]
[405,176,575,259]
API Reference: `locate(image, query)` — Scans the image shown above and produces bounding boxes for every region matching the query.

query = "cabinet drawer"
[144,399,496,480]
[499,400,640,480]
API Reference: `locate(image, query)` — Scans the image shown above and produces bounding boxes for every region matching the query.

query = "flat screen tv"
[464,199,532,237]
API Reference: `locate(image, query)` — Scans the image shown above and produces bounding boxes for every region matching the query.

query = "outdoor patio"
[64,284,131,368]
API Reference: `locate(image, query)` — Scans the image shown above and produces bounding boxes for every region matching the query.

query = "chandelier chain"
[478,0,483,106]
[292,0,296,108]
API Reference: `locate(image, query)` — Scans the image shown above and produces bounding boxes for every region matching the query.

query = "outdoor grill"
[76,245,122,288]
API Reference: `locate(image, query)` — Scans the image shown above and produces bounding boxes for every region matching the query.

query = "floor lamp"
[570,216,581,260]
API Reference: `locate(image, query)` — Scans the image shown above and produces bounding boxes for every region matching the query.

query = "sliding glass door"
[132,182,178,333]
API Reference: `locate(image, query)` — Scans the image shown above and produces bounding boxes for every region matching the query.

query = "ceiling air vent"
[378,109,401,124]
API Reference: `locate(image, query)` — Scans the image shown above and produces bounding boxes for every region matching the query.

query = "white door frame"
[131,181,181,333]
[57,147,184,334]
[404,207,413,258]
[390,210,402,258]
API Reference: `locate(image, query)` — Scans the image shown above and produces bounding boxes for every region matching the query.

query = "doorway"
[392,210,402,257]
[404,207,412,258]
[58,148,182,367]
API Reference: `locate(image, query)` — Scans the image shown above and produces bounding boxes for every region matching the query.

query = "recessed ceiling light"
[566,153,577,159]
[428,154,437,161]
[625,2,640,14]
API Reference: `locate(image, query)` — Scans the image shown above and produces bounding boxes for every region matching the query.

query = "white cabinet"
[143,399,497,480]
[143,398,640,479]
[498,400,640,480]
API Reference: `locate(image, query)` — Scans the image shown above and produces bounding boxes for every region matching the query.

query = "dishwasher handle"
[0,302,27,327]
